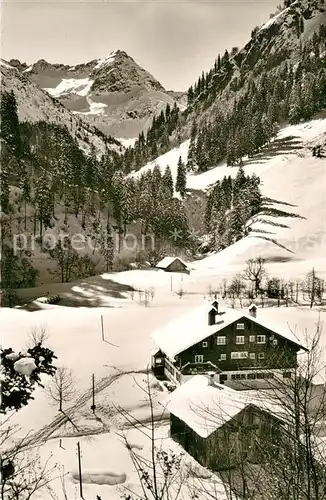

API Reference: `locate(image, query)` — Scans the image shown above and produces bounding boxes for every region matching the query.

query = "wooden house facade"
[170,405,283,471]
[151,301,306,386]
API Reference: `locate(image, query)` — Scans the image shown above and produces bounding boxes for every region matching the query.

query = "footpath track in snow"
[23,368,149,447]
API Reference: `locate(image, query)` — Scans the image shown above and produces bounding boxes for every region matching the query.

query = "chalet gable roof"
[156,256,188,269]
[152,303,240,360]
[151,302,306,360]
[166,375,285,438]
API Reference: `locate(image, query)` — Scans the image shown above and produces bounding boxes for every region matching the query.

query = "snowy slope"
[133,118,326,272]
[130,139,190,183]
[259,6,291,32]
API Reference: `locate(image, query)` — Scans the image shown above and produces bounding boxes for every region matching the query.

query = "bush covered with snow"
[13,357,37,375]
[0,343,57,413]
[37,294,61,305]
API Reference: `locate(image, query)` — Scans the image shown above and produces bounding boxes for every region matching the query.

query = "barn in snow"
[156,257,190,274]
[167,374,286,471]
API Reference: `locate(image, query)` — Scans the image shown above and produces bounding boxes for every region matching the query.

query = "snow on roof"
[156,257,188,269]
[246,312,306,350]
[151,347,161,356]
[166,375,284,438]
[152,302,241,359]
[151,302,306,360]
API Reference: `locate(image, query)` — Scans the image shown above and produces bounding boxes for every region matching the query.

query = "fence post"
[91,373,96,413]
[77,442,84,499]
[101,315,104,341]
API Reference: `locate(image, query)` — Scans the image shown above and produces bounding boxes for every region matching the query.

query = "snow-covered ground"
[2,118,326,499]
[2,264,326,498]
[117,137,137,148]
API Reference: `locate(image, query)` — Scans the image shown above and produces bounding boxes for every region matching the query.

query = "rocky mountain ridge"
[11,50,186,139]
[0,59,121,157]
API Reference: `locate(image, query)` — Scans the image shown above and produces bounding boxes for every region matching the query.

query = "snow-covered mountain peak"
[18,50,185,138]
[93,49,121,71]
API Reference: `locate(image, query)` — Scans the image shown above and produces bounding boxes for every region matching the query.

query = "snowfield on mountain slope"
[133,118,326,268]
[0,59,110,157]
[44,77,94,98]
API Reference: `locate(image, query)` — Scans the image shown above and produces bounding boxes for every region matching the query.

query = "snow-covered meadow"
[2,263,326,499]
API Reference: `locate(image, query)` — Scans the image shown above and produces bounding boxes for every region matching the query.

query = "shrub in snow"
[46,294,61,304]
[5,352,19,361]
[13,357,37,375]
[0,343,57,413]
[37,294,61,305]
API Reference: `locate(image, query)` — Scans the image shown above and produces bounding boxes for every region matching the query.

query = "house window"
[231,373,246,380]
[231,352,248,359]
[258,352,265,360]
[272,339,278,346]
[249,353,256,360]
[219,353,226,361]
[236,323,245,330]
[194,355,204,363]
[249,335,255,343]
[216,336,226,345]
[202,341,208,348]
[283,371,292,378]
[236,336,245,344]
[247,373,256,379]
[257,335,266,344]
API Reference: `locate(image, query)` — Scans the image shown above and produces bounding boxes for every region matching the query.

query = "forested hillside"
[119,0,326,172]
[0,91,194,302]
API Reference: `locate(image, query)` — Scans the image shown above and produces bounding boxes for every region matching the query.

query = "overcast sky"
[2,0,279,90]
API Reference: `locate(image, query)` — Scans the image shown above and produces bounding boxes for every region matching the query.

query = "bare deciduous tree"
[115,372,224,500]
[46,366,75,412]
[214,320,326,500]
[304,268,320,308]
[242,257,267,297]
[26,326,48,349]
[149,287,156,301]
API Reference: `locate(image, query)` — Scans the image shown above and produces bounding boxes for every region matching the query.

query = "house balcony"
[181,361,221,376]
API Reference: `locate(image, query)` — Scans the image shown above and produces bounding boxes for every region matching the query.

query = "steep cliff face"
[182,0,326,135]
[19,50,186,139]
